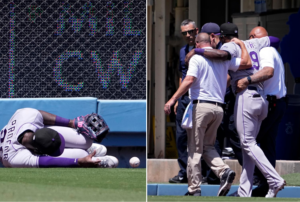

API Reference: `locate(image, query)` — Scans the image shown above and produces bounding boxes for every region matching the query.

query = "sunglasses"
[182,29,196,36]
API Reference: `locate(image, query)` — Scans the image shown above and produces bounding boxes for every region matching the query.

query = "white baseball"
[129,157,140,168]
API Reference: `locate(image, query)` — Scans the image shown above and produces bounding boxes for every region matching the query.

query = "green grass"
[0,168,146,201]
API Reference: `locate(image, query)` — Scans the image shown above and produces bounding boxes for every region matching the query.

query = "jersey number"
[249,51,259,70]
[0,129,7,152]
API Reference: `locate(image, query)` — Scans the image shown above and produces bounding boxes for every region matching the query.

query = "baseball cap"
[33,128,65,156]
[201,23,220,35]
[220,23,238,36]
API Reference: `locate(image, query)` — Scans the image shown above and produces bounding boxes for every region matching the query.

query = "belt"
[248,86,257,91]
[193,100,223,107]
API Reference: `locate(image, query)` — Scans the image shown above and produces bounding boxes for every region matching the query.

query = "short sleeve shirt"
[221,36,271,92]
[187,47,240,103]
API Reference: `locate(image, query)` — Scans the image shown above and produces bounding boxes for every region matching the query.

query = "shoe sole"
[169,180,187,183]
[217,171,236,196]
[272,180,286,198]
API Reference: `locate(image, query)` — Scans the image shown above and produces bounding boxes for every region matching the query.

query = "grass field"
[147,173,300,202]
[0,168,146,201]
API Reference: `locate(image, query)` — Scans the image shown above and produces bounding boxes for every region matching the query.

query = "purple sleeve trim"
[55,116,70,127]
[268,36,280,49]
[194,48,205,55]
[39,156,79,168]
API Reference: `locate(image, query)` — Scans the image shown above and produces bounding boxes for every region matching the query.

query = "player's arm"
[174,77,182,115]
[38,150,100,168]
[236,48,274,93]
[231,38,252,70]
[38,110,75,128]
[185,48,230,64]
[164,75,195,115]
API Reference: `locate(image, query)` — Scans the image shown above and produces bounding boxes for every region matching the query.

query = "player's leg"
[252,98,287,196]
[236,90,284,196]
[46,126,93,149]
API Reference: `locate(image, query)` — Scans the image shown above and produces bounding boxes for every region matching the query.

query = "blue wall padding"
[0,98,97,129]
[102,132,146,146]
[147,184,158,196]
[148,184,300,198]
[97,100,146,132]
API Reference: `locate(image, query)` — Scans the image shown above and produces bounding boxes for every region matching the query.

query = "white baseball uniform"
[221,37,284,197]
[0,108,92,168]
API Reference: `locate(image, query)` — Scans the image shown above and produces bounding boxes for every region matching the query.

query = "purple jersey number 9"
[249,51,260,70]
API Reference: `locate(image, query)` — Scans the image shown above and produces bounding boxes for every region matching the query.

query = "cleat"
[169,175,188,183]
[184,190,201,196]
[92,155,118,168]
[265,180,286,198]
[218,168,236,196]
[87,143,107,157]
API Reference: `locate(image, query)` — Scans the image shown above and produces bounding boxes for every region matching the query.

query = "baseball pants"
[47,126,93,158]
[187,103,229,194]
[175,94,189,178]
[235,88,284,197]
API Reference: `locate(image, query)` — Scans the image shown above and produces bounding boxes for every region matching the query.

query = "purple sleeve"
[39,156,79,168]
[55,116,70,127]
[268,36,280,49]
[194,48,204,55]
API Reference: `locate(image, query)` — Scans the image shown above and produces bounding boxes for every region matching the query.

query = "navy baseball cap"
[33,128,65,156]
[220,23,238,36]
[201,23,220,35]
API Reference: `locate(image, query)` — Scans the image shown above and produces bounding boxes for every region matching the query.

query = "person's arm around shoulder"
[236,47,274,93]
[231,38,252,70]
[185,48,231,64]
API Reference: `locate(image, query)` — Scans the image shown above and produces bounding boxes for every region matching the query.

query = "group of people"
[164,19,287,198]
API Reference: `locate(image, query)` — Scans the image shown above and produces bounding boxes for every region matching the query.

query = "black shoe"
[253,177,261,186]
[217,168,236,196]
[185,190,201,196]
[202,176,208,185]
[169,175,188,183]
[252,183,269,197]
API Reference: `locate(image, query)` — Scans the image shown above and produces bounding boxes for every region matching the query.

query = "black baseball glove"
[74,113,110,143]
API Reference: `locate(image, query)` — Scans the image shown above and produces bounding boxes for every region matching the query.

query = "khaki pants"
[187,103,229,193]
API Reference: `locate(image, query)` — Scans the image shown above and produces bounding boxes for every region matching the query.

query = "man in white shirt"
[236,26,287,197]
[164,33,252,196]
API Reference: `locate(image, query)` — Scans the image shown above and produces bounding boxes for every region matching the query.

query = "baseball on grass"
[129,157,140,168]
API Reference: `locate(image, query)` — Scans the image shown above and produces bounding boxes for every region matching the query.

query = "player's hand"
[236,77,249,93]
[164,98,176,115]
[185,49,195,65]
[174,101,178,115]
[231,38,243,46]
[78,150,100,167]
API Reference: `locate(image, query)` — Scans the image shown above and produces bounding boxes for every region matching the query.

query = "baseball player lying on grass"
[0,108,118,168]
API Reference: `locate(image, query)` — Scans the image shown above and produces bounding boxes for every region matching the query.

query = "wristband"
[194,48,204,55]
[247,76,252,84]
[55,116,70,127]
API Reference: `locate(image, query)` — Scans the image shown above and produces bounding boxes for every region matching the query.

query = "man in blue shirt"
[169,19,198,183]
